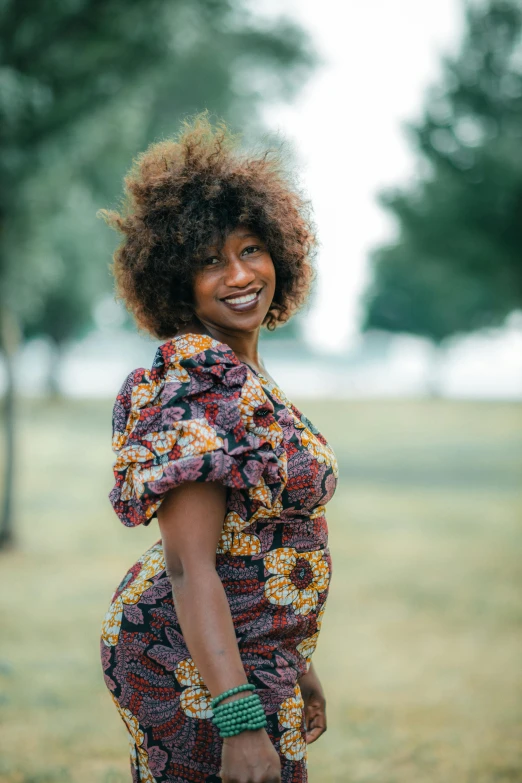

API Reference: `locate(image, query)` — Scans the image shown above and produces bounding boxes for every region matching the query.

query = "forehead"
[205,224,261,249]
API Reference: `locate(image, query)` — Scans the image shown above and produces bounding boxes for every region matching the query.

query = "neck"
[181,319,263,370]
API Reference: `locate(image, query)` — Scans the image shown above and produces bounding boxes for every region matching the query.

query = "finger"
[304,709,327,744]
[304,704,326,728]
[305,724,325,744]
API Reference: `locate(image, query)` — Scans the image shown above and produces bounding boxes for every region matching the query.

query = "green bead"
[215,698,257,714]
[211,683,255,710]
[216,694,259,711]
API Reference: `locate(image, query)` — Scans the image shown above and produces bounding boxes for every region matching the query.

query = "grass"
[0,397,521,782]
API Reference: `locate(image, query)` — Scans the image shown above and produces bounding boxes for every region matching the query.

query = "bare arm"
[157,480,281,782]
[157,480,247,700]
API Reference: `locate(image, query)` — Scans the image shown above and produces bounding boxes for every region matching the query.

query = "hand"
[220,728,281,783]
[298,665,327,744]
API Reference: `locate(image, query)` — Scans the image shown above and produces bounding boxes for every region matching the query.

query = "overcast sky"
[255,0,463,351]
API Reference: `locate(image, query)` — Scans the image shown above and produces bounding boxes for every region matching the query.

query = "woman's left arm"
[298,662,327,744]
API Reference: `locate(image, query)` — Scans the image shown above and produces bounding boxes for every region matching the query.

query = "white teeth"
[225,292,258,305]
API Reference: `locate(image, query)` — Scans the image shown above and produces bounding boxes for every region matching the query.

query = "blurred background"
[1,0,521,781]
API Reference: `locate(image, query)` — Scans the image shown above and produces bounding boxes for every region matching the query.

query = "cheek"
[263,257,277,290]
[192,274,216,309]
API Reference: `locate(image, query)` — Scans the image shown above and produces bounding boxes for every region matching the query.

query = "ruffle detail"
[109,334,287,527]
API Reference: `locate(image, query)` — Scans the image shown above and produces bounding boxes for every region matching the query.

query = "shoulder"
[109,333,286,527]
[153,333,247,396]
[111,333,264,452]
[114,334,243,407]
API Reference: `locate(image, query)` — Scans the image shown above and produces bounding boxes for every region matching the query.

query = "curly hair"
[98,113,317,339]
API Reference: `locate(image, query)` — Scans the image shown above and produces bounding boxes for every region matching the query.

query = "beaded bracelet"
[210,683,255,709]
[213,694,260,715]
[211,690,267,738]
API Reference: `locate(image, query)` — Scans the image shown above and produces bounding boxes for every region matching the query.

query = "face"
[191,224,276,336]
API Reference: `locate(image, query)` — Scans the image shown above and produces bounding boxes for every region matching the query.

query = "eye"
[242,245,260,256]
[202,255,221,266]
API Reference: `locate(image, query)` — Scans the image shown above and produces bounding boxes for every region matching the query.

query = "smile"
[221,289,262,312]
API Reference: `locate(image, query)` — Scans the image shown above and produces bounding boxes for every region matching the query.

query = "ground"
[0,397,521,782]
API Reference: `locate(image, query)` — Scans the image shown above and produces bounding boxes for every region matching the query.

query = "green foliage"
[0,0,317,343]
[363,0,522,343]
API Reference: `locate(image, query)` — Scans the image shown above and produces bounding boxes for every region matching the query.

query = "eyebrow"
[202,232,260,255]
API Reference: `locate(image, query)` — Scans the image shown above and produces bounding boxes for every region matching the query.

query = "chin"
[226,315,266,332]
[216,307,269,333]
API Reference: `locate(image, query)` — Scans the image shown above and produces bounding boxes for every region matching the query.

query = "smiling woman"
[98,112,315,341]
[98,113,337,783]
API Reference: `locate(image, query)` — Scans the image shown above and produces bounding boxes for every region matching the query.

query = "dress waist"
[222,506,329,557]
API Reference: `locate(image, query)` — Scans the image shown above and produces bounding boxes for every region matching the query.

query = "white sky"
[257,0,463,351]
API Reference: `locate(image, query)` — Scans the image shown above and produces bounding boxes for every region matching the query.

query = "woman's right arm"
[157,480,281,783]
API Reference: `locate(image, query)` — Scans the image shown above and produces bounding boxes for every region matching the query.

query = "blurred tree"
[0,0,317,547]
[363,0,522,345]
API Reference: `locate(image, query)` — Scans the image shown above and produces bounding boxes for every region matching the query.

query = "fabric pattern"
[101,333,338,782]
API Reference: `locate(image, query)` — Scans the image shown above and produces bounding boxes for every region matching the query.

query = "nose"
[223,255,256,289]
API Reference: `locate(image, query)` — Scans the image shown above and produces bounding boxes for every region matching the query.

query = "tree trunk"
[47,336,63,400]
[0,306,21,550]
[425,340,446,398]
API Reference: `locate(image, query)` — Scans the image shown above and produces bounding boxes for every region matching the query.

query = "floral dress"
[100,333,338,783]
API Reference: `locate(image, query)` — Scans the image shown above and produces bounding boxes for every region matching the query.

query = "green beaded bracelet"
[214,716,266,730]
[213,696,259,716]
[213,702,261,717]
[211,695,267,738]
[214,711,266,729]
[215,707,262,719]
[214,703,264,718]
[211,683,255,709]
[213,693,258,708]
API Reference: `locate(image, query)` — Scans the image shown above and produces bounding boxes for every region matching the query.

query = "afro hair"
[99,112,317,338]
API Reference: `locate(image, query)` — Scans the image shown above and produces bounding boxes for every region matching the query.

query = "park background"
[1,0,521,781]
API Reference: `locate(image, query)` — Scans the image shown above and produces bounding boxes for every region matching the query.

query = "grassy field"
[0,397,521,783]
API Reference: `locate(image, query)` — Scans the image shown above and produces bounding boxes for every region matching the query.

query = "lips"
[221,287,263,312]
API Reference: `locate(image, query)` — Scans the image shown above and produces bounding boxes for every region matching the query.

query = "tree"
[0,0,317,547]
[363,0,522,343]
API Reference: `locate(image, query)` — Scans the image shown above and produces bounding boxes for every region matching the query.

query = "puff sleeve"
[109,336,286,527]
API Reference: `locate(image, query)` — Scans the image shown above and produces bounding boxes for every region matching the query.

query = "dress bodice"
[108,333,338,551]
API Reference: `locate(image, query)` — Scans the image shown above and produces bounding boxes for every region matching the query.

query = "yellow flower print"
[277,684,307,761]
[249,478,273,509]
[164,363,190,385]
[114,420,223,503]
[264,547,330,616]
[112,376,163,451]
[298,426,339,478]
[131,380,159,409]
[174,419,222,457]
[238,373,283,450]
[111,346,195,452]
[216,479,287,555]
[217,511,261,556]
[175,658,213,719]
[248,479,285,522]
[173,334,217,358]
[261,380,286,406]
[102,544,165,647]
[296,604,326,671]
[112,696,156,783]
[114,431,179,501]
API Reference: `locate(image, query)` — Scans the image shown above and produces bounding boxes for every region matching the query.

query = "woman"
[99,114,338,783]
